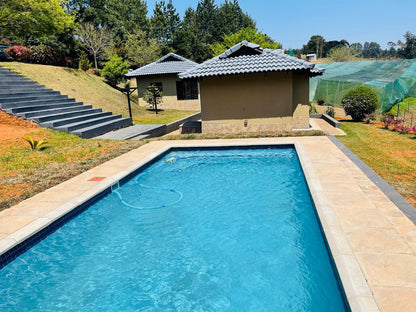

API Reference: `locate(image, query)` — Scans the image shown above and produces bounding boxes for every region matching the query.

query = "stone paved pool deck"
[1,137,415,312]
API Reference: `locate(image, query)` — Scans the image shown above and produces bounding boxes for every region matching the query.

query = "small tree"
[342,86,379,121]
[78,51,91,71]
[102,55,129,86]
[143,85,163,114]
[76,22,110,69]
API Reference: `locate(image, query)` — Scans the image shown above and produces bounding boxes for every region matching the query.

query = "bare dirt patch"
[0,110,41,150]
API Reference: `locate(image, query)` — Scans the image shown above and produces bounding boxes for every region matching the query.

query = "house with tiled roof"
[179,41,324,133]
[126,53,199,110]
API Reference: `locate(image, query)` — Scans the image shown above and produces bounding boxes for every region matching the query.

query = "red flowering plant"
[6,45,31,62]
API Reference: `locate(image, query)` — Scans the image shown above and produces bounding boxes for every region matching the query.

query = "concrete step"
[0,77,33,83]
[1,98,76,109]
[21,105,93,119]
[6,102,83,114]
[31,108,103,123]
[0,88,54,96]
[0,94,69,104]
[41,111,112,128]
[54,115,124,132]
[73,117,133,139]
[0,81,39,86]
[0,91,61,102]
[0,66,133,139]
[0,85,47,92]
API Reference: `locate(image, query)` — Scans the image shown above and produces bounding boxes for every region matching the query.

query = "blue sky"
[146,0,416,49]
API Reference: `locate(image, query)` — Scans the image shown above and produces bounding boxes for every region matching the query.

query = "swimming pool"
[0,146,349,311]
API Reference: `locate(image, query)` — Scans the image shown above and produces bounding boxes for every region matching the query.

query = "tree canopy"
[210,27,281,55]
[0,0,74,42]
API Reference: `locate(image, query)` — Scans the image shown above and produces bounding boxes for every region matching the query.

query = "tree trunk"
[93,51,98,69]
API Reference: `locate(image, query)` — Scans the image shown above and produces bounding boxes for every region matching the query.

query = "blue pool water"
[0,147,348,311]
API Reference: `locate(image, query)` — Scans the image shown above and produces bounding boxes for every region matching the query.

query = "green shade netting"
[310,59,416,112]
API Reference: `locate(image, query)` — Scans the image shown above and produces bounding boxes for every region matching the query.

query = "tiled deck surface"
[1,137,415,312]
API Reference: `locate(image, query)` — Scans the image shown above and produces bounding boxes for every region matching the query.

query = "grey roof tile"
[179,41,324,79]
[126,53,198,77]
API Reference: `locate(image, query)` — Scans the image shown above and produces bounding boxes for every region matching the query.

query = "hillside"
[0,62,135,117]
[0,62,197,124]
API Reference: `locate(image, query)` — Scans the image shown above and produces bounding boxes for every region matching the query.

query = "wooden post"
[127,90,132,118]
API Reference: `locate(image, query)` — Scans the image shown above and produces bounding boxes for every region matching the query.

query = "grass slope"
[387,97,416,126]
[0,62,197,123]
[338,122,416,206]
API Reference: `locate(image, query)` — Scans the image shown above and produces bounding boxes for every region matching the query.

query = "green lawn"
[132,108,197,125]
[338,122,416,206]
[0,128,144,210]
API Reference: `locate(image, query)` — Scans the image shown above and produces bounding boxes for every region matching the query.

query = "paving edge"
[328,135,416,224]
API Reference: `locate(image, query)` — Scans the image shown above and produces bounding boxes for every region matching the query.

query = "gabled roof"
[126,53,198,77]
[179,41,324,79]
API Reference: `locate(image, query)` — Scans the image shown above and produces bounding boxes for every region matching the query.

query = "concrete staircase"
[0,66,132,139]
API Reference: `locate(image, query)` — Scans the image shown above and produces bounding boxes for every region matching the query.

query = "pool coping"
[1,137,415,311]
[328,135,416,224]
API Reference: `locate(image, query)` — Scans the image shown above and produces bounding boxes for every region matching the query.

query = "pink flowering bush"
[6,45,31,62]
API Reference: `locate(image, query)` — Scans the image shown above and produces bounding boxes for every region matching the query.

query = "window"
[176,80,198,100]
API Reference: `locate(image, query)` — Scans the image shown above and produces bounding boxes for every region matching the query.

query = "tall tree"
[195,0,218,43]
[323,40,349,57]
[173,7,213,62]
[0,0,74,43]
[125,29,162,68]
[397,31,416,59]
[150,0,181,47]
[350,42,363,55]
[105,0,148,41]
[302,35,325,58]
[216,0,255,37]
[362,42,381,58]
[210,27,281,55]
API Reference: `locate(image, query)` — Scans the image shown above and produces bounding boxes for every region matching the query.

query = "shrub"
[78,51,91,71]
[342,86,379,121]
[30,46,61,65]
[23,136,48,151]
[6,45,31,62]
[325,106,335,118]
[317,98,325,105]
[102,55,129,86]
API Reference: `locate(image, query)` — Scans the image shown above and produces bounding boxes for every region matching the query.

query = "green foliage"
[125,30,162,68]
[216,0,256,37]
[210,27,281,55]
[102,54,129,86]
[0,0,74,42]
[397,31,416,59]
[325,107,335,118]
[78,51,91,71]
[342,86,379,121]
[328,46,359,62]
[76,22,110,69]
[302,35,325,58]
[30,46,61,65]
[23,136,48,151]
[105,0,148,41]
[149,0,180,46]
[143,85,163,113]
[362,41,381,58]
[6,46,31,62]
